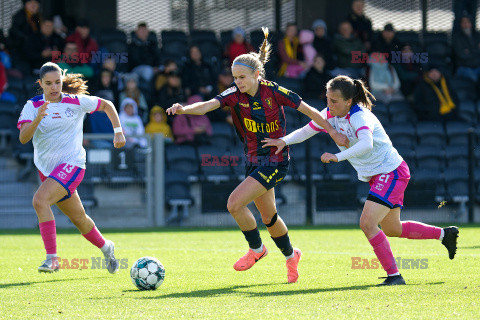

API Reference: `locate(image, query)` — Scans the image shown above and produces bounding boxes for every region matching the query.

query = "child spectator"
[119,97,147,148]
[145,105,173,142]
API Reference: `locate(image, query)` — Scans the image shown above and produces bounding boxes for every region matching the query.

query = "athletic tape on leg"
[265,213,278,228]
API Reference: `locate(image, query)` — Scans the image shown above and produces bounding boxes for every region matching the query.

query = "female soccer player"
[17,62,126,273]
[263,75,459,285]
[167,28,348,283]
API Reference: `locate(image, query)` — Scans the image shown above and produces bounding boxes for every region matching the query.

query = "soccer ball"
[130,257,165,290]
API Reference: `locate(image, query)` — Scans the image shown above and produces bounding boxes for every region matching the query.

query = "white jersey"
[310,105,403,182]
[17,93,101,176]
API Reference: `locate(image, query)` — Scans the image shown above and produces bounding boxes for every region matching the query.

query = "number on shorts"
[379,174,389,183]
[62,164,75,173]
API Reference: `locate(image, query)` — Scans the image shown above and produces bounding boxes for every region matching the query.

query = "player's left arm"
[98,98,126,148]
[297,101,349,147]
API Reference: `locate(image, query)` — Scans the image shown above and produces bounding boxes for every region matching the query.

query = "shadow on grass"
[459,245,480,249]
[0,276,105,289]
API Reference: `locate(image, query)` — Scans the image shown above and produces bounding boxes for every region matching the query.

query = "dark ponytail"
[327,76,375,110]
[38,62,89,95]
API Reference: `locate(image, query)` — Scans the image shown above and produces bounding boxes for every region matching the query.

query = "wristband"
[113,127,122,134]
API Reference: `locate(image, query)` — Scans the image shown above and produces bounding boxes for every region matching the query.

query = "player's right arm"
[166,98,220,116]
[19,101,50,144]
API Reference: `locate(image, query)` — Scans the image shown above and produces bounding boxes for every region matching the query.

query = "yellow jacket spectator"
[145,106,173,142]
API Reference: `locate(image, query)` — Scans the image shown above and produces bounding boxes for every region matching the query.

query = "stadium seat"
[385,122,416,149]
[407,166,445,204]
[165,170,194,224]
[457,100,477,124]
[220,30,233,50]
[395,31,420,48]
[416,121,445,146]
[445,121,471,145]
[372,102,389,123]
[161,30,188,45]
[444,167,469,212]
[325,161,355,180]
[97,29,127,44]
[0,109,16,152]
[195,39,222,61]
[396,146,416,170]
[388,100,417,123]
[197,145,233,181]
[424,31,449,44]
[275,77,303,96]
[451,76,477,101]
[165,144,199,178]
[190,30,217,43]
[414,145,445,172]
[210,122,235,149]
[445,145,469,168]
[6,76,23,90]
[161,40,189,57]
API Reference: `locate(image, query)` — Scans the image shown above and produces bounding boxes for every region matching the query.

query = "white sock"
[100,240,110,253]
[285,252,295,260]
[251,244,264,253]
[46,253,57,260]
[388,272,400,277]
[438,229,445,241]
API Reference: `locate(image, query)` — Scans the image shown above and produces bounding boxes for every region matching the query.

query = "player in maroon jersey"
[167,27,348,283]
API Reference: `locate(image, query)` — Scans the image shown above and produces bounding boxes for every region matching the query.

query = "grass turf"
[0,225,479,319]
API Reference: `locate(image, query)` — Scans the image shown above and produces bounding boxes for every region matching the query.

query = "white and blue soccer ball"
[130,257,165,290]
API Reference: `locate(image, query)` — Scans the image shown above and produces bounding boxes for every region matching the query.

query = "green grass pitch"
[1,225,479,319]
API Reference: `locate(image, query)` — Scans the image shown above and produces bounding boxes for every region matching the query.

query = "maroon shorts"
[39,163,85,202]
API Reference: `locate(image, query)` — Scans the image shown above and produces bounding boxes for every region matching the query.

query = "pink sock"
[39,220,57,254]
[400,221,442,239]
[369,230,399,275]
[82,225,106,249]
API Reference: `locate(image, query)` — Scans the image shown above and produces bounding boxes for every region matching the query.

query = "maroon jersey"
[215,80,301,164]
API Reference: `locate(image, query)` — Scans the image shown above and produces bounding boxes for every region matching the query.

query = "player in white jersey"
[263,75,459,286]
[17,62,126,273]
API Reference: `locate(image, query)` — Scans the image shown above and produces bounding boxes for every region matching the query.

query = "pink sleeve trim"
[17,120,32,130]
[90,99,102,114]
[308,121,327,133]
[355,126,372,138]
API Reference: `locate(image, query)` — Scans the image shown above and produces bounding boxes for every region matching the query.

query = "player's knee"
[32,193,48,210]
[359,214,376,234]
[227,196,242,214]
[262,213,277,227]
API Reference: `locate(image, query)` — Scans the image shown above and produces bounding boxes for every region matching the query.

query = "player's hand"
[321,152,338,163]
[261,138,286,155]
[332,132,349,147]
[113,132,126,148]
[166,103,184,115]
[34,101,50,122]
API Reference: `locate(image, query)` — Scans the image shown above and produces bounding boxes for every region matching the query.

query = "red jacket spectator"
[225,27,254,64]
[65,20,98,63]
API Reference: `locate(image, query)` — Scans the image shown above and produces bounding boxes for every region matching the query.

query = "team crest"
[265,97,273,109]
[65,108,74,118]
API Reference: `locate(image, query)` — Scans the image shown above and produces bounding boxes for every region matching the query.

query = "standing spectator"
[453,14,480,83]
[171,95,213,145]
[156,70,187,112]
[453,0,478,34]
[299,29,317,70]
[182,45,216,99]
[278,22,306,78]
[368,54,404,104]
[312,19,335,70]
[119,97,147,148]
[65,19,98,63]
[371,23,402,61]
[303,55,330,101]
[24,18,64,70]
[128,22,160,83]
[56,41,94,79]
[346,0,373,51]
[414,65,459,122]
[119,73,148,122]
[393,43,422,101]
[145,105,173,142]
[225,27,254,65]
[332,21,365,78]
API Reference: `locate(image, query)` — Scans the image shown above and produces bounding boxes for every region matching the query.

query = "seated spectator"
[453,14,480,83]
[278,22,306,78]
[24,17,64,70]
[303,55,330,101]
[119,97,147,148]
[312,19,335,71]
[225,27,254,65]
[145,105,173,142]
[182,45,216,99]
[92,69,118,105]
[102,57,123,91]
[332,20,365,78]
[299,29,316,69]
[346,0,373,51]
[414,64,459,122]
[65,19,98,63]
[172,95,213,145]
[0,61,17,103]
[128,22,160,83]
[371,23,402,60]
[368,53,404,103]
[208,68,234,124]
[119,73,148,122]
[393,43,423,101]
[8,0,41,55]
[57,41,94,78]
[154,59,178,92]
[157,70,187,111]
